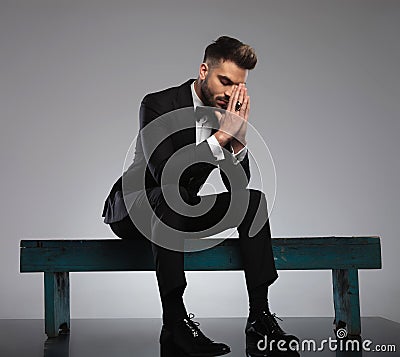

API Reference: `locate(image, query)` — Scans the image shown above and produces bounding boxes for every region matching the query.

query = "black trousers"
[110,186,278,299]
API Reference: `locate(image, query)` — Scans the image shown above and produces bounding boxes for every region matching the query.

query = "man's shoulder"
[141,79,195,111]
[142,85,178,105]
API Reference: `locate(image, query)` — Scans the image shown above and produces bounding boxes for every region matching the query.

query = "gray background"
[1,0,399,324]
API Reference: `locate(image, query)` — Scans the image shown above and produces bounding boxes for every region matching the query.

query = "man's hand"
[214,83,250,152]
[230,83,249,153]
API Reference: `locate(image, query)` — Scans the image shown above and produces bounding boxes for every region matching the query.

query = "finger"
[227,85,237,112]
[236,85,246,113]
[231,84,241,113]
[240,94,248,117]
[244,96,250,120]
[238,87,247,116]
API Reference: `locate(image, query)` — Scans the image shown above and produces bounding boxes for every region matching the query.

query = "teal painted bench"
[19,236,381,338]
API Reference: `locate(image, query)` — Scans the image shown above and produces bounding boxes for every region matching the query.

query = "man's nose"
[224,85,234,98]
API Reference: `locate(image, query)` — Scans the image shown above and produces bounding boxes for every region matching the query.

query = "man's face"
[199,60,248,110]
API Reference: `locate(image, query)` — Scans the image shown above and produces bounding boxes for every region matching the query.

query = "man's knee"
[247,188,267,206]
[248,188,264,198]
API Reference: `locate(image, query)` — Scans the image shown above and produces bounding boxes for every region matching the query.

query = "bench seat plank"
[20,237,381,273]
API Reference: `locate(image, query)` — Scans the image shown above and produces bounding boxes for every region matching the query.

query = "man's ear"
[199,63,209,80]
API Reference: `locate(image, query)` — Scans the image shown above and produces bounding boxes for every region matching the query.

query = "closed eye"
[218,75,233,86]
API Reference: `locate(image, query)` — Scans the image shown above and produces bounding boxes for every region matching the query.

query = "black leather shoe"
[245,311,299,356]
[160,313,231,357]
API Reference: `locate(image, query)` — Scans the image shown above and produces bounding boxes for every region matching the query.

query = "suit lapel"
[173,79,196,146]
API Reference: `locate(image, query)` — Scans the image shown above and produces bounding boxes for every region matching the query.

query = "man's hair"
[203,36,257,70]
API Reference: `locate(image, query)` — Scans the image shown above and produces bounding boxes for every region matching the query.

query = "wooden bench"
[19,236,381,338]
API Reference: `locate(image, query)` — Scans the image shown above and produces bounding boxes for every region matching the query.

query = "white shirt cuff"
[231,145,247,165]
[206,135,225,161]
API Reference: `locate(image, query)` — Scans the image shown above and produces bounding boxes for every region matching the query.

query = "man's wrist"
[231,139,246,154]
[214,131,230,147]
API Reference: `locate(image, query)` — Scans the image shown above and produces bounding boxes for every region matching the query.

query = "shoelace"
[264,312,285,334]
[183,313,212,342]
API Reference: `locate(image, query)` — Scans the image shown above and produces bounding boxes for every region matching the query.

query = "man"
[102,36,298,357]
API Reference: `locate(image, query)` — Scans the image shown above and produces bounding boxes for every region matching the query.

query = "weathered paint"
[44,272,70,337]
[332,269,361,336]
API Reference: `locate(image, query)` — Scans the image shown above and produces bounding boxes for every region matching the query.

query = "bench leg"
[332,268,361,337]
[44,272,70,338]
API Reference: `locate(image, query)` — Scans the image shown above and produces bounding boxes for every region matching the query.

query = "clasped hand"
[214,83,250,153]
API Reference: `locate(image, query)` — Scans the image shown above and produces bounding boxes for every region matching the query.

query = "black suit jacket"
[102,79,250,224]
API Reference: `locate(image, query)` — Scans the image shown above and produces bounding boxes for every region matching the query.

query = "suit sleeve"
[139,97,218,188]
[220,149,251,191]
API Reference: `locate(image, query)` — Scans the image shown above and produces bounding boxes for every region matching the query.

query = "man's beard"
[200,77,228,110]
[200,77,216,107]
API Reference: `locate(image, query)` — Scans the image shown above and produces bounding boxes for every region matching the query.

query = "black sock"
[161,286,188,327]
[248,282,271,321]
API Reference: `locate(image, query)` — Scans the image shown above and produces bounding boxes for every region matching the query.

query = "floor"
[0,317,399,357]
